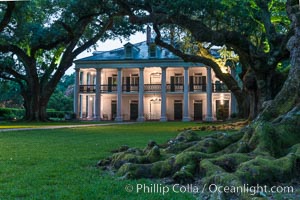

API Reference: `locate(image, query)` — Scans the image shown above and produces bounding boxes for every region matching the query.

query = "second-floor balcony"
[79,83,229,93]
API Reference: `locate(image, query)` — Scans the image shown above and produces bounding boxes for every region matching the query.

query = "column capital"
[117,68,122,72]
[184,66,189,70]
[161,67,168,70]
[96,68,102,72]
[139,67,144,71]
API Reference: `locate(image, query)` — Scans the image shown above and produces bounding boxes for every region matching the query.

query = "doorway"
[111,100,117,120]
[174,100,182,120]
[130,101,138,120]
[194,100,203,121]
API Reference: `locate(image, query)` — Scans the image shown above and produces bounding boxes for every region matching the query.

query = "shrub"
[0,108,25,120]
[47,111,65,119]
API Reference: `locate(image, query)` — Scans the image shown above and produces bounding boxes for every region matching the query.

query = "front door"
[174,100,182,120]
[111,101,117,120]
[130,101,138,120]
[194,101,203,121]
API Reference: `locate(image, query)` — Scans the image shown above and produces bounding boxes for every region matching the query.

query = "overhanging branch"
[0,2,15,32]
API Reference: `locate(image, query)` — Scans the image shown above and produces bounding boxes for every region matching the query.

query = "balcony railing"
[122,84,139,92]
[189,84,206,92]
[79,84,229,93]
[144,84,161,92]
[167,84,184,92]
[212,83,229,92]
[100,84,117,92]
[79,85,96,93]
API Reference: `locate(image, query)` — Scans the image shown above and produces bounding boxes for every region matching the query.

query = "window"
[112,74,117,84]
[79,72,83,85]
[131,74,139,86]
[86,72,91,84]
[194,73,203,85]
[174,73,183,85]
[149,43,156,58]
[125,46,132,58]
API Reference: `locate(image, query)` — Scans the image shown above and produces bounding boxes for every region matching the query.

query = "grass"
[0,122,219,200]
[0,120,109,129]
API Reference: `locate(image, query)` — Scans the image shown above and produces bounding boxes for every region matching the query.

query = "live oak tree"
[99,1,300,199]
[117,0,291,120]
[0,0,139,121]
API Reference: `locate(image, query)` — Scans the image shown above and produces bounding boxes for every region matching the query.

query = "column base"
[137,117,145,122]
[204,116,214,121]
[114,117,123,122]
[182,117,191,122]
[160,116,168,122]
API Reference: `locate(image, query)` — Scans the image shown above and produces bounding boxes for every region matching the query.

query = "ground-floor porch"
[77,92,235,121]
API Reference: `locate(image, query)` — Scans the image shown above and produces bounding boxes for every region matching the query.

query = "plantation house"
[74,40,237,121]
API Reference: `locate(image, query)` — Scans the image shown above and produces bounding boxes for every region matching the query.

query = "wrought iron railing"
[78,84,228,93]
[79,85,96,93]
[144,84,162,92]
[167,84,184,92]
[212,83,229,92]
[189,84,206,92]
[122,84,139,92]
[101,84,117,92]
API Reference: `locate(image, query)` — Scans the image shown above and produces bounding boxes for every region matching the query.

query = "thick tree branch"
[153,24,244,100]
[0,45,32,68]
[0,2,15,32]
[0,66,27,82]
[72,18,114,57]
[0,73,25,90]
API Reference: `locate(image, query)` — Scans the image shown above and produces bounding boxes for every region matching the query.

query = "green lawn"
[0,121,109,129]
[0,122,217,200]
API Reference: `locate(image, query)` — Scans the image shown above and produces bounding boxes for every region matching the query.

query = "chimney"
[146,25,151,45]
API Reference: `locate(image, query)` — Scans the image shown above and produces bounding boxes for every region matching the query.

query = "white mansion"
[73,41,237,121]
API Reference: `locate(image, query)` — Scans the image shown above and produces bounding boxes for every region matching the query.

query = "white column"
[80,95,85,118]
[74,68,80,119]
[137,67,145,122]
[160,67,167,121]
[183,67,190,121]
[95,68,102,121]
[205,67,213,121]
[88,96,93,118]
[115,68,123,121]
[86,95,89,118]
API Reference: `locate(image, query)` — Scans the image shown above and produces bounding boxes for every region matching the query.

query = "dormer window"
[125,45,132,58]
[149,43,156,58]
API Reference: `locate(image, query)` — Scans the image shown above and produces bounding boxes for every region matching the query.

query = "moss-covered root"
[236,153,300,185]
[117,151,210,182]
[184,131,244,154]
[117,157,176,179]
[198,151,300,199]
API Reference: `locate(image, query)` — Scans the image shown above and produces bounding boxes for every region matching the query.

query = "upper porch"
[76,67,230,94]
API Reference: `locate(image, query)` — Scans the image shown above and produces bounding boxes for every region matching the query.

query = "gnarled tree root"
[97,106,300,199]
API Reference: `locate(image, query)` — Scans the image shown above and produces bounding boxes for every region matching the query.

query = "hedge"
[0,108,74,120]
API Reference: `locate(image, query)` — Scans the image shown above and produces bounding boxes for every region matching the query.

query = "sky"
[66,32,146,74]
